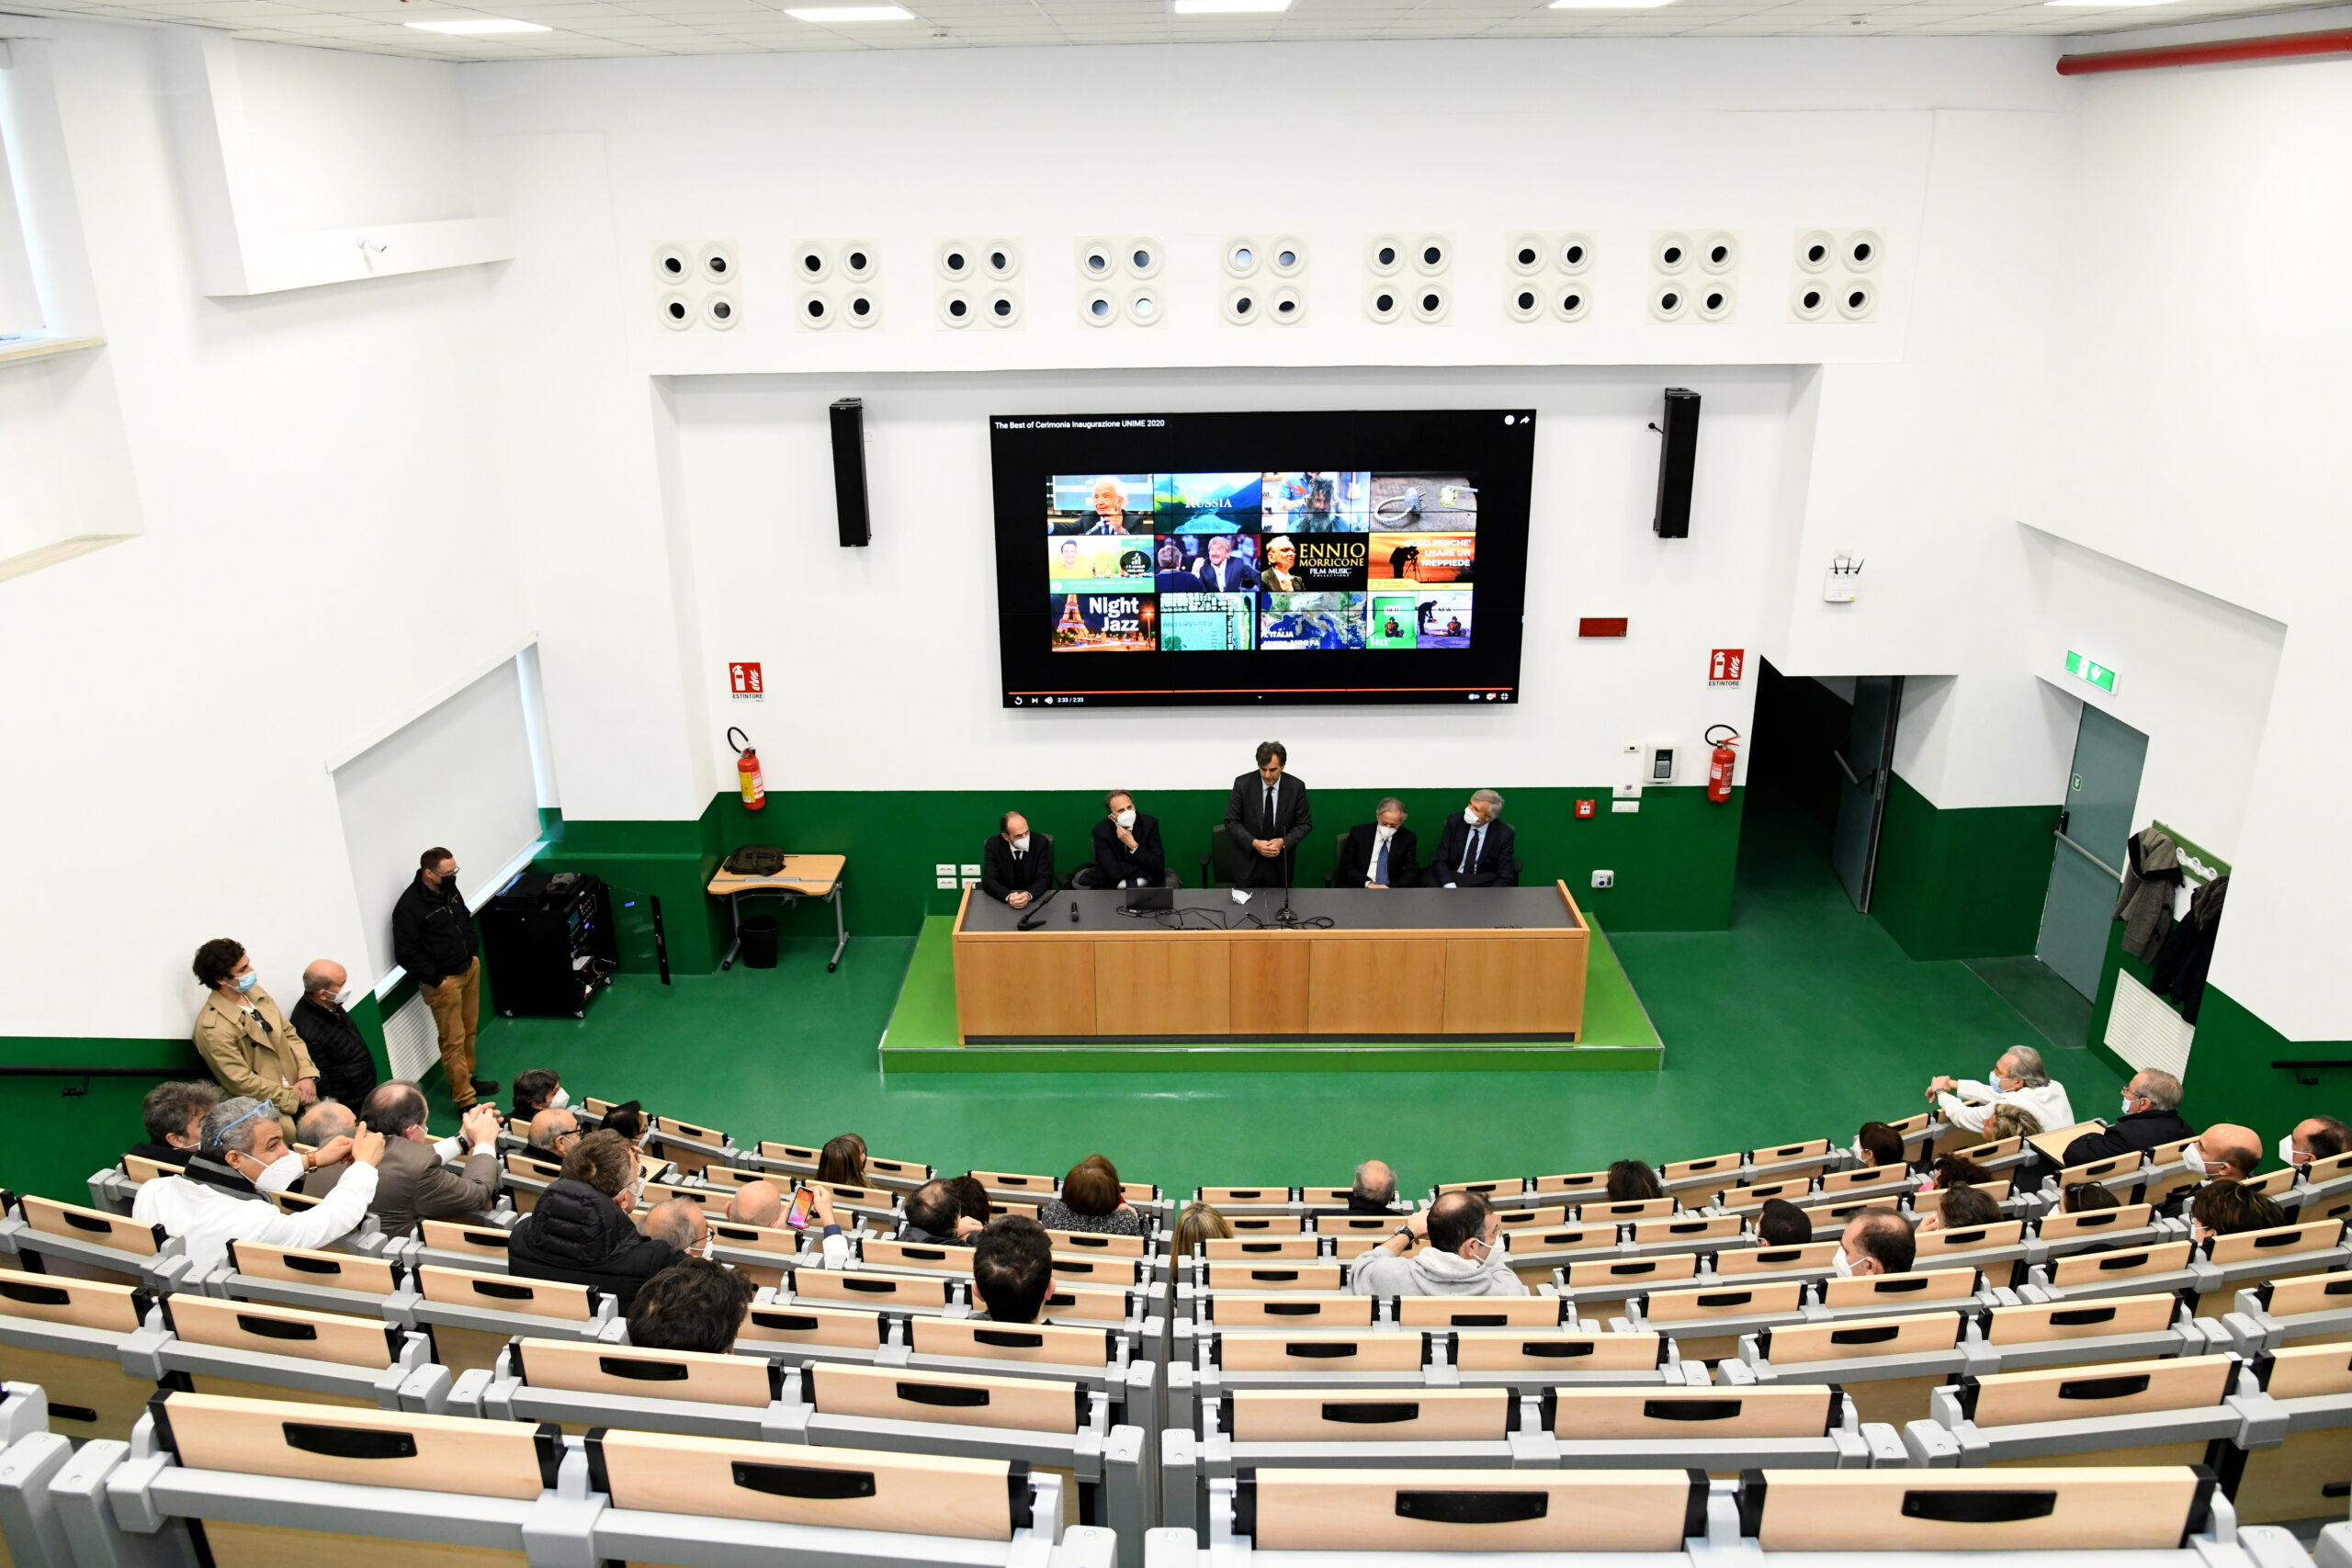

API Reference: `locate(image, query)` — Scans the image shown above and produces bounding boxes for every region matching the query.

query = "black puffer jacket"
[505,1178,680,1309]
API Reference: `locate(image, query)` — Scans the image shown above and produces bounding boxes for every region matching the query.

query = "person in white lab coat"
[1926,1045,2075,1139]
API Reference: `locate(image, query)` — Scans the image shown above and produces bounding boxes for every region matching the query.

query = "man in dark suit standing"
[1337,797,1419,889]
[1091,791,1168,887]
[1430,790,1518,888]
[1224,740,1312,888]
[980,811,1055,911]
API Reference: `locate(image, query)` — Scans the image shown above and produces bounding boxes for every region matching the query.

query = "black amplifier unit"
[482,871,618,1019]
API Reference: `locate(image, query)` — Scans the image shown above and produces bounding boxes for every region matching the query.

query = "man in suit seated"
[1223,739,1311,888]
[980,810,1054,911]
[1080,477,1131,534]
[1430,789,1518,888]
[1091,790,1167,887]
[1336,796,1419,889]
[1194,535,1259,594]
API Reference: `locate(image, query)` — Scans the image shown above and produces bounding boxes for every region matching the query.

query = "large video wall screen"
[989,409,1535,707]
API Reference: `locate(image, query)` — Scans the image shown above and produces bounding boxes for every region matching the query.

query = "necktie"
[1461,826,1482,875]
[1374,838,1389,886]
[1263,786,1276,834]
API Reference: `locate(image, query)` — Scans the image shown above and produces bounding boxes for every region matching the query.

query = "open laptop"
[1124,885,1176,913]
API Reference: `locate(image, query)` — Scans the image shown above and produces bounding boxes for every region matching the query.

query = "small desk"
[708,854,848,973]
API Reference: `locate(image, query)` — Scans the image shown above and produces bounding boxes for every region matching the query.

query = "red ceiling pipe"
[2058,27,2352,75]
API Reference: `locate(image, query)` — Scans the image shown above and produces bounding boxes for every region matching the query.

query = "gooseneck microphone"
[1015,886,1059,931]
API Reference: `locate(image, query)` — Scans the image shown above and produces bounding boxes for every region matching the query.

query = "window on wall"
[0,58,49,339]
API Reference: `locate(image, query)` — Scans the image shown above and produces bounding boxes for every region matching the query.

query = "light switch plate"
[1612,799,1641,813]
[935,863,956,876]
[959,863,981,876]
[935,876,956,889]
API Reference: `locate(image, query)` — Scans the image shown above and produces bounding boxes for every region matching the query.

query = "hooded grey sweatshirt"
[1349,1243,1529,1298]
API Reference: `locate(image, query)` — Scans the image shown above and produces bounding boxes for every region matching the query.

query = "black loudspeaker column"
[1652,387,1701,539]
[830,397,871,547]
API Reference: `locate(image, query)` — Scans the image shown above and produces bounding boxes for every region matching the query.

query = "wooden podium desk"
[952,882,1589,1043]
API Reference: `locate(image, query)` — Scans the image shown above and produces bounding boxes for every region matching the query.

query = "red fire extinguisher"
[729,726,765,812]
[1705,725,1740,805]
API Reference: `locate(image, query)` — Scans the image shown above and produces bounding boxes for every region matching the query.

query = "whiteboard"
[334,657,543,987]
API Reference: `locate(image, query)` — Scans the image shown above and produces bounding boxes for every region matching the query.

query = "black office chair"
[1070,864,1181,890]
[1322,830,1350,887]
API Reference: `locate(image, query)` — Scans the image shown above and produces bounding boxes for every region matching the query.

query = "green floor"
[1967,954,2096,1055]
[876,911,1662,1070]
[465,789,2127,1200]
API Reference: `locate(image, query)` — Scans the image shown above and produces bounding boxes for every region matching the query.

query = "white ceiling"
[6,0,2336,60]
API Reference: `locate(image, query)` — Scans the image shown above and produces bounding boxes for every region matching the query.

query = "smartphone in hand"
[785,1187,815,1230]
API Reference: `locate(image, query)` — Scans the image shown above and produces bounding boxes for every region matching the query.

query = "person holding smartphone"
[787,1182,854,1269]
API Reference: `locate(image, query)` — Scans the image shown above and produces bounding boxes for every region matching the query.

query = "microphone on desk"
[1274,838,1300,928]
[1016,887,1059,931]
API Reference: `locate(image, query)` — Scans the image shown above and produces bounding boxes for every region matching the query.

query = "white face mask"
[2121,1096,2138,1119]
[2281,1134,2308,1168]
[2181,1142,2213,1176]
[1463,807,1482,826]
[1011,835,1031,852]
[548,1087,571,1111]
[244,1150,305,1194]
[1832,1246,1855,1278]
[1114,809,1136,829]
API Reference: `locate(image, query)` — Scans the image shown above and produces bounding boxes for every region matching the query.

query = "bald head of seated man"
[724,1179,784,1229]
[527,1108,582,1161]
[1837,1209,1917,1278]
[2190,1123,2261,1181]
[1350,1158,1397,1213]
[642,1195,707,1256]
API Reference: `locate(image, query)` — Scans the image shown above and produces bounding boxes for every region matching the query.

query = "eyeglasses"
[205,1100,274,1151]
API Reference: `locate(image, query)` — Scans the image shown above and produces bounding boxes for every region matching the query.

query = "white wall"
[0,22,526,1039]
[2030,53,2352,1040]
[672,367,1794,792]
[463,35,2071,809]
[2026,527,2285,868]
[3,17,2345,1052]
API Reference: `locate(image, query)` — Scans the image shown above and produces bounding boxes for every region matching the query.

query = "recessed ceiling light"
[403,17,551,31]
[1548,0,1678,8]
[783,4,915,17]
[1172,0,1292,14]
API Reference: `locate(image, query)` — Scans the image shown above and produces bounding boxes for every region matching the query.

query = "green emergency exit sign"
[2064,650,2118,694]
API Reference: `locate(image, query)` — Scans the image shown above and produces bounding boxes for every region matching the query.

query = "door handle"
[2052,829,2122,882]
[1832,750,1876,793]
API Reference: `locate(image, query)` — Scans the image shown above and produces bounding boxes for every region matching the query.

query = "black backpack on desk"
[723,845,787,877]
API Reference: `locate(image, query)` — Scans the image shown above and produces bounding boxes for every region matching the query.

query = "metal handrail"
[2053,829,2122,882]
[0,1064,192,1098]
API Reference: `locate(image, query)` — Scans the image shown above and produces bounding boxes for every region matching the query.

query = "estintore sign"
[729,661,763,701]
[1707,648,1745,686]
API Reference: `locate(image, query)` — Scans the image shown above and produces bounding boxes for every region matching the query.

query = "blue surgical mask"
[233,971,259,994]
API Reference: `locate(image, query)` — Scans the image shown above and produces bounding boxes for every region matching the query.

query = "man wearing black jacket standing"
[1224,740,1311,888]
[288,961,379,1110]
[392,847,495,1111]
[2061,1068,2193,1167]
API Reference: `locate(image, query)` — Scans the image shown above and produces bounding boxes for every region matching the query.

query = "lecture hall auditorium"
[0,0,2346,1563]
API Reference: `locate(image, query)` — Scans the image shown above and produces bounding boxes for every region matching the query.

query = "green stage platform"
[877,914,1664,1073]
